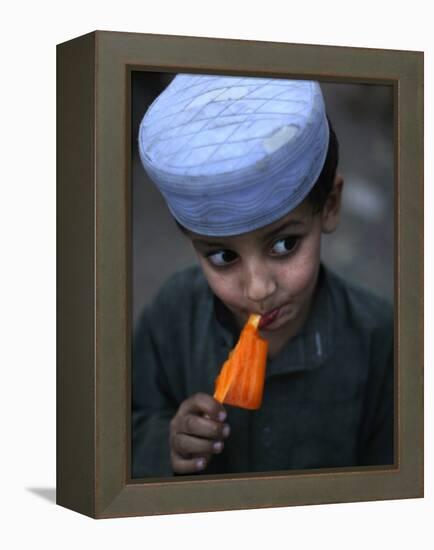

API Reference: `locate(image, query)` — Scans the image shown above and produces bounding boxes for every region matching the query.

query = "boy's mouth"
[258,307,281,330]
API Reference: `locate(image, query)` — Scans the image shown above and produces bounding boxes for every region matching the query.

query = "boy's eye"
[270,236,300,256]
[207,249,238,267]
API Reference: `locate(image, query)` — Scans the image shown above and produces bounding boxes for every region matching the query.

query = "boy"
[132,75,394,477]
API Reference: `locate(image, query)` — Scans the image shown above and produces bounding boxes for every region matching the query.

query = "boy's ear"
[321,174,344,233]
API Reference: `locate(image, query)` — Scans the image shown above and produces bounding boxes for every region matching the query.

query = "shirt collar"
[212,263,336,377]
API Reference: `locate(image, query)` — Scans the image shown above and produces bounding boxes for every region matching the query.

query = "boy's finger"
[181,413,230,441]
[180,392,227,421]
[172,432,224,458]
[171,452,209,475]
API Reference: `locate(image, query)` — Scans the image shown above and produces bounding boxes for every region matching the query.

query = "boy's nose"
[244,261,277,306]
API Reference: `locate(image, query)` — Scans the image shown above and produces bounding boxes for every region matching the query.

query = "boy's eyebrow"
[262,219,305,240]
[191,219,305,249]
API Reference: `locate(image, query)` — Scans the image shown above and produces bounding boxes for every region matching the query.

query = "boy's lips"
[258,307,281,329]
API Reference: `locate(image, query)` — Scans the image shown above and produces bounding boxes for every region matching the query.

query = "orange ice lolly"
[213,314,268,410]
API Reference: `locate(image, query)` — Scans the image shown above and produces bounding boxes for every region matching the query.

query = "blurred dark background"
[131,72,394,329]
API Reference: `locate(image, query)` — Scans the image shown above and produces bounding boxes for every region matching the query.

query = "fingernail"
[222,424,230,438]
[196,458,206,470]
[218,411,227,422]
[213,441,223,453]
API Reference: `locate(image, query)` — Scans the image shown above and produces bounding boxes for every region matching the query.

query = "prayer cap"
[138,74,329,236]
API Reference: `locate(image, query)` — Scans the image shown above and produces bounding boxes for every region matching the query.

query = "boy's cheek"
[278,247,321,296]
[210,279,243,310]
[198,261,242,306]
[206,277,248,323]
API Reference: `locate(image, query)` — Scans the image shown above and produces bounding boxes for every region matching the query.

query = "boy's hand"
[169,392,231,474]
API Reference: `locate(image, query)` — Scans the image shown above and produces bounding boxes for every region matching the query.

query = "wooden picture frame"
[57,30,423,518]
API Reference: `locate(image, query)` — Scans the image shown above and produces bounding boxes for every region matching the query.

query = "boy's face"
[188,176,343,350]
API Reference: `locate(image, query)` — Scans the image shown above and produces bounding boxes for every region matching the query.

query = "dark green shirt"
[132,263,394,478]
